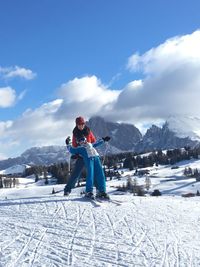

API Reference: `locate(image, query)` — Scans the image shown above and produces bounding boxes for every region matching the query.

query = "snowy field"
[1,160,200,266]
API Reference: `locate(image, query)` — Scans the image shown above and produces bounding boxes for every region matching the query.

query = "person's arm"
[90,131,96,143]
[93,139,104,148]
[93,136,111,148]
[72,135,78,147]
[67,145,83,155]
[65,136,82,154]
[87,130,96,143]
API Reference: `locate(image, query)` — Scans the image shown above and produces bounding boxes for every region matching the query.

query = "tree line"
[0,176,19,188]
[18,146,200,185]
[121,146,200,170]
[24,162,71,184]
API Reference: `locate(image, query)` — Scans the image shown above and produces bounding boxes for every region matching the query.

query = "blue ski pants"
[85,156,106,193]
[64,157,84,193]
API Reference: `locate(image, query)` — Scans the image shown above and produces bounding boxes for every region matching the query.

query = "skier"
[64,116,96,196]
[65,135,111,199]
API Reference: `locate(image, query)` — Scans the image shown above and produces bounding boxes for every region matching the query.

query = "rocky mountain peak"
[87,116,142,151]
[0,116,200,170]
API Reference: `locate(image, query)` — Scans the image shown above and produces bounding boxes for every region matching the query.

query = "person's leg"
[94,157,106,193]
[85,158,94,193]
[64,158,84,194]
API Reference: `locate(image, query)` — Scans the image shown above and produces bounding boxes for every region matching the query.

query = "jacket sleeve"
[93,139,104,148]
[68,145,83,155]
[87,130,96,143]
[72,134,78,147]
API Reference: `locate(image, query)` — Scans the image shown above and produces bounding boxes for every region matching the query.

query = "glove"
[102,136,111,142]
[65,136,71,145]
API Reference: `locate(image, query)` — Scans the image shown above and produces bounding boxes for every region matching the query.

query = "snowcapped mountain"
[21,145,67,163]
[139,115,200,152]
[88,116,200,153]
[135,121,199,153]
[87,116,142,151]
[1,115,200,170]
[166,115,200,141]
[0,164,29,175]
[0,146,68,171]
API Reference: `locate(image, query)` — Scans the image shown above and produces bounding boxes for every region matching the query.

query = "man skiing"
[65,135,110,199]
[64,116,96,196]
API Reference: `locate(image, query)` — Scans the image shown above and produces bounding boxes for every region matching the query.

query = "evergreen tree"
[44,177,49,185]
[35,173,39,182]
[0,177,3,188]
[151,189,162,196]
[132,177,138,195]
[145,177,151,191]
[126,176,133,190]
[123,155,134,170]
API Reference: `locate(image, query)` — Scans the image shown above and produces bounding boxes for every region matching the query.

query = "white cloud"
[56,75,120,119]
[0,121,13,137]
[0,100,67,158]
[2,30,200,158]
[0,76,120,158]
[58,75,118,103]
[0,87,27,108]
[0,66,36,80]
[0,153,7,160]
[127,30,200,75]
[109,29,200,123]
[0,87,16,107]
[11,99,65,141]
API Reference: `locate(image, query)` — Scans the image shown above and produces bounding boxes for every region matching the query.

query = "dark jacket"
[72,126,96,147]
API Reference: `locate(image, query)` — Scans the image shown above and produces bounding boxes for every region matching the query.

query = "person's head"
[76,136,87,145]
[75,116,85,131]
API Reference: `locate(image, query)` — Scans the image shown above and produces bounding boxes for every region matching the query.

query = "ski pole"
[65,136,71,176]
[67,151,71,176]
[102,141,109,166]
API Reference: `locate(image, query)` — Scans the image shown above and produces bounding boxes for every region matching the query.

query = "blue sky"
[1,0,200,159]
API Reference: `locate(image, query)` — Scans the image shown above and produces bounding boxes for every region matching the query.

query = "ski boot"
[96,192,110,200]
[85,192,95,200]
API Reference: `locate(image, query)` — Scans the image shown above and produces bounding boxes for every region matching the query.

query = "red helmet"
[75,116,85,125]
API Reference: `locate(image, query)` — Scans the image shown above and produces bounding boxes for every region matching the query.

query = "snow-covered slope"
[1,160,200,266]
[0,164,29,175]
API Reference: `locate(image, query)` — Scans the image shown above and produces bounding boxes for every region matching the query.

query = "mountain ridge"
[0,116,199,170]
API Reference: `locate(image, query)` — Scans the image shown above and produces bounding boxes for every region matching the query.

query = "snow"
[167,115,200,141]
[0,164,29,175]
[1,160,200,266]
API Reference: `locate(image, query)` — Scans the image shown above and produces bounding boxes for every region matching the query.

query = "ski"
[95,197,122,206]
[81,191,122,206]
[50,190,122,206]
[108,199,123,206]
[81,196,102,207]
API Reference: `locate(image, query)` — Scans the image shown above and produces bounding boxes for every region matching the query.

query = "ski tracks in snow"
[0,196,200,266]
